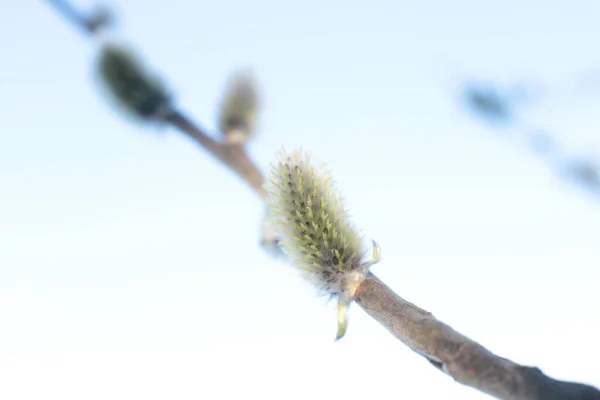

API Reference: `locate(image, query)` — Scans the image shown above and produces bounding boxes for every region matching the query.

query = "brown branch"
[43,2,600,399]
[165,110,266,199]
[44,1,266,199]
[355,274,600,400]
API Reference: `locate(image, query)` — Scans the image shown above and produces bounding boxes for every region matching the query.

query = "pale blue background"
[1,1,599,399]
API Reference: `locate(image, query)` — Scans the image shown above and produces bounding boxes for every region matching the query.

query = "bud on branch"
[218,70,259,145]
[96,42,172,122]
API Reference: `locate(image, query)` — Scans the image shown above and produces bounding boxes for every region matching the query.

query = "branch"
[165,110,266,199]
[44,0,111,35]
[44,1,266,200]
[355,274,600,400]
[43,2,600,399]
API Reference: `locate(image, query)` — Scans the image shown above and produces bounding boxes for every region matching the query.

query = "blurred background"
[1,1,599,399]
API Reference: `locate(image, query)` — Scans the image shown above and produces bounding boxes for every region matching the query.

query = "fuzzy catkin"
[218,71,259,144]
[267,149,368,298]
[266,149,381,340]
[97,43,171,120]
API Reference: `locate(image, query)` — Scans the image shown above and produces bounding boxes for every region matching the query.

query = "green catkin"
[218,71,259,144]
[266,148,381,340]
[97,43,171,121]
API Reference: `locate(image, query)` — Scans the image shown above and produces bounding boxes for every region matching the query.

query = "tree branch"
[42,2,600,399]
[44,0,110,35]
[44,1,266,199]
[165,110,266,199]
[355,274,600,400]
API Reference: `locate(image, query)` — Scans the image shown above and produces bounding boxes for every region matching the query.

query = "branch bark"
[42,2,600,399]
[165,110,266,199]
[355,274,600,400]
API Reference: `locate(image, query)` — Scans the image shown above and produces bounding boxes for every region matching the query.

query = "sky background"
[1,1,599,399]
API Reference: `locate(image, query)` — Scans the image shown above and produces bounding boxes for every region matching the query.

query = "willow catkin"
[97,42,171,121]
[218,70,259,145]
[265,148,381,340]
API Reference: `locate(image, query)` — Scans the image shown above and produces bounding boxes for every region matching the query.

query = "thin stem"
[165,110,266,199]
[43,0,267,198]
[43,0,95,35]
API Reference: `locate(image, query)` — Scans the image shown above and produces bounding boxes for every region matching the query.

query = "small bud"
[218,70,259,145]
[96,42,172,122]
[463,82,513,124]
[86,5,115,34]
[265,149,381,340]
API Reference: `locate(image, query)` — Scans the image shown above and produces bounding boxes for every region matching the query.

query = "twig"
[355,274,600,400]
[44,0,109,35]
[165,110,266,199]
[44,0,92,34]
[44,1,266,199]
[43,2,600,399]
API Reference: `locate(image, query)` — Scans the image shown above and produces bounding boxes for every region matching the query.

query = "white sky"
[1,0,599,399]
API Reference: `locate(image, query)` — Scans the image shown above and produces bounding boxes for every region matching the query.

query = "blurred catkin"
[218,70,259,145]
[266,149,381,340]
[96,42,172,121]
